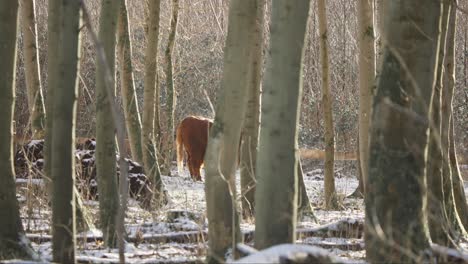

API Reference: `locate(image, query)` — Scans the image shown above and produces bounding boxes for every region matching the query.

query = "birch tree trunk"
[0,0,37,259]
[20,0,46,138]
[318,0,339,209]
[51,0,81,262]
[162,0,180,175]
[142,0,167,209]
[118,0,143,163]
[357,0,375,193]
[96,0,120,248]
[204,0,256,261]
[365,0,441,262]
[254,0,310,250]
[239,0,264,219]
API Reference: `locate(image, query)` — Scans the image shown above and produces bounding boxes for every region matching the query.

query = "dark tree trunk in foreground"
[51,0,81,262]
[365,0,441,262]
[0,0,37,259]
[255,0,310,250]
[96,0,120,248]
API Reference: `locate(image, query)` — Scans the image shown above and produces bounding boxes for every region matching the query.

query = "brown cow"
[176,116,213,181]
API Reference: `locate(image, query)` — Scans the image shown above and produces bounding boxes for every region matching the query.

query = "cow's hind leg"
[192,158,203,181]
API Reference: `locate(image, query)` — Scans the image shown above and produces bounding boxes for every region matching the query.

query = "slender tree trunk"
[142,0,166,209]
[444,3,468,232]
[118,0,143,163]
[318,0,339,209]
[96,0,120,248]
[357,0,375,193]
[297,160,313,216]
[162,0,180,176]
[254,0,310,250]
[0,1,37,259]
[51,0,81,262]
[20,0,46,138]
[240,0,264,219]
[365,0,441,262]
[204,0,256,261]
[45,0,91,233]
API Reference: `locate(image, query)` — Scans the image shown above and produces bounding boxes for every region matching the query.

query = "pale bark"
[240,0,264,218]
[357,0,375,193]
[318,0,339,209]
[142,0,166,208]
[204,0,256,261]
[20,0,46,138]
[96,0,120,248]
[0,1,37,259]
[162,0,180,175]
[117,0,143,163]
[51,0,81,262]
[254,0,310,250]
[365,0,441,262]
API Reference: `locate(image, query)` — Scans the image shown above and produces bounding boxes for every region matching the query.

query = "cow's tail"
[176,124,184,175]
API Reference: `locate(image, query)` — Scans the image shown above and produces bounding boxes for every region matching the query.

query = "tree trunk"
[96,0,120,248]
[51,0,81,262]
[117,0,143,163]
[240,0,264,219]
[142,0,166,209]
[0,1,37,259]
[162,0,180,176]
[297,160,313,216]
[204,0,256,261]
[20,0,46,138]
[365,0,441,262]
[444,3,468,232]
[254,0,310,250]
[318,0,339,210]
[357,0,375,193]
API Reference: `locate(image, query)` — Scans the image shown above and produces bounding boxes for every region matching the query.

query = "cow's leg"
[187,155,197,181]
[192,158,203,181]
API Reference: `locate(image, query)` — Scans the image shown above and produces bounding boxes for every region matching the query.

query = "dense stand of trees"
[1,0,467,263]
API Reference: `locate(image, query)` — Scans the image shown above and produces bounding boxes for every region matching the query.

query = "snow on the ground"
[14,162,467,263]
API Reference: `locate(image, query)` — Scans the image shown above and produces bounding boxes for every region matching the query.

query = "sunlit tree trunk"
[162,0,180,175]
[254,0,310,250]
[240,0,264,219]
[51,0,81,262]
[357,0,375,194]
[142,0,166,208]
[318,0,339,209]
[20,0,46,138]
[204,0,256,261]
[0,0,37,259]
[117,0,143,163]
[96,0,120,248]
[365,0,441,262]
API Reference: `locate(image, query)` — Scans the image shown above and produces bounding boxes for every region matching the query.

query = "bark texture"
[20,0,46,138]
[162,0,180,175]
[318,0,339,209]
[142,0,166,209]
[239,0,265,219]
[365,0,441,262]
[254,0,310,250]
[204,0,256,261]
[118,0,143,163]
[0,1,37,259]
[95,0,120,248]
[51,0,81,262]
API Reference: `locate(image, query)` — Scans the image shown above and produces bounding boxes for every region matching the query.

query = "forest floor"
[13,161,468,263]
